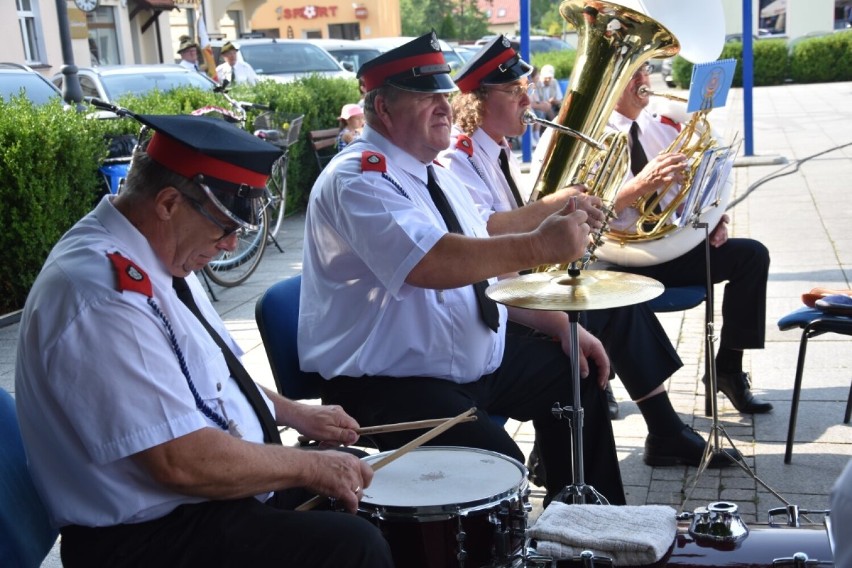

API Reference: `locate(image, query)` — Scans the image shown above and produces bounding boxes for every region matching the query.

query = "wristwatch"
[74,0,99,12]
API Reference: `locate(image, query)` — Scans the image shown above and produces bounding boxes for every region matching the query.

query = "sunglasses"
[182,194,241,242]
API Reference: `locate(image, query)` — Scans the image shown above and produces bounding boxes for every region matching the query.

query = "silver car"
[51,64,217,103]
[211,38,355,83]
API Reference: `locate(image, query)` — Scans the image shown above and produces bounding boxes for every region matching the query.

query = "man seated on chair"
[601,60,772,415]
[15,114,392,567]
[441,35,739,469]
[298,32,626,506]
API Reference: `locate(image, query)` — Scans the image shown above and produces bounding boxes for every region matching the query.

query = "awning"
[138,0,177,9]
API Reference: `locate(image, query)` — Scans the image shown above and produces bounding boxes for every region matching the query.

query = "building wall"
[721,0,835,39]
[248,0,400,40]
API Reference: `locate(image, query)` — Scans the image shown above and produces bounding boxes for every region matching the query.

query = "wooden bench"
[308,127,339,171]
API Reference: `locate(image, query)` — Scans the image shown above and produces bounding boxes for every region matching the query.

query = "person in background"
[535,64,563,119]
[336,103,364,151]
[216,41,259,87]
[298,32,626,507]
[441,35,740,471]
[177,35,200,72]
[15,113,392,567]
[603,60,773,415]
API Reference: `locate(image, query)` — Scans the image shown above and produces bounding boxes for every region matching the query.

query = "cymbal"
[486,270,664,311]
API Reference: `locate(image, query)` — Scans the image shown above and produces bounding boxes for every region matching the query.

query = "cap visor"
[201,182,263,230]
[389,73,458,93]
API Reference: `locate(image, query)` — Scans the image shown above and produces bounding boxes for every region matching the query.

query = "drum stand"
[682,221,793,512]
[551,307,611,506]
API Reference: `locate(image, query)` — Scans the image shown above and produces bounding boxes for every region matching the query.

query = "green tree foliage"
[400,0,489,40]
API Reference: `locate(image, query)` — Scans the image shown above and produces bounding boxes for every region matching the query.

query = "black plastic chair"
[777,306,852,463]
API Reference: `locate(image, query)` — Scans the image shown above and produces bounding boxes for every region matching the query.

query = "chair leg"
[845,378,852,424]
[785,330,811,464]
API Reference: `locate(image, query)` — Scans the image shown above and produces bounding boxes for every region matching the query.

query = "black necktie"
[426,166,499,332]
[498,148,524,208]
[230,67,236,85]
[629,121,649,176]
[172,277,281,444]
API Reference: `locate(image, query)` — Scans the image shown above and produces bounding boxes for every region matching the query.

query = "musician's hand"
[289,403,360,447]
[636,152,688,193]
[545,186,605,232]
[532,198,590,265]
[709,214,730,247]
[561,325,609,387]
[303,450,373,514]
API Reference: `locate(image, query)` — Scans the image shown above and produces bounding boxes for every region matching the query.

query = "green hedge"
[0,76,359,313]
[672,32,852,87]
[530,50,576,80]
[0,97,106,313]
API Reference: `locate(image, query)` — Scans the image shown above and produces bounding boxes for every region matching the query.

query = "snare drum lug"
[771,551,826,567]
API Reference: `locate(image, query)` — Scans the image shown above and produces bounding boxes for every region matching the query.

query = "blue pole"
[742,0,755,156]
[520,0,532,163]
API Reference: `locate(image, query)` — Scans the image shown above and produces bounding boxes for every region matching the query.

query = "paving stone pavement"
[2,78,850,566]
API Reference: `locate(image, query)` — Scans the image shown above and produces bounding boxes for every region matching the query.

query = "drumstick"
[295,407,477,512]
[296,415,477,444]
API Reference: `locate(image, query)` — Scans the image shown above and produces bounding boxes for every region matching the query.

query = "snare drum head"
[362,447,526,514]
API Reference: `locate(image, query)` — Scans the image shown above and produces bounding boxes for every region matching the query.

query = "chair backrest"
[0,388,58,568]
[308,127,340,172]
[255,275,324,400]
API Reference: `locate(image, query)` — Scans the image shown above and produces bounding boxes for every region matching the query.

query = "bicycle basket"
[253,112,304,148]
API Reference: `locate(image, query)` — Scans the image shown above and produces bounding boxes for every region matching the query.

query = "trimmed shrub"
[671,38,787,88]
[790,30,852,83]
[0,97,106,312]
[530,49,576,80]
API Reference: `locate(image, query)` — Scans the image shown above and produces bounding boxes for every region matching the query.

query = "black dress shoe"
[644,425,741,468]
[705,371,774,414]
[527,443,546,487]
[606,382,619,420]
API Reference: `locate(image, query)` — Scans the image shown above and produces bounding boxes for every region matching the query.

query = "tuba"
[526,0,679,265]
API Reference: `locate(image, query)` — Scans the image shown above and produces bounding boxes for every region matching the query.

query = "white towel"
[528,503,677,566]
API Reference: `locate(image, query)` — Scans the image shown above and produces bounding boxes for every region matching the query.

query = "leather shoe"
[527,443,546,487]
[705,371,773,414]
[644,425,741,468]
[605,382,619,420]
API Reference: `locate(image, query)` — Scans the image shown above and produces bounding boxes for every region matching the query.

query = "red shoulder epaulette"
[660,115,682,133]
[107,252,152,298]
[455,134,474,157]
[361,151,386,172]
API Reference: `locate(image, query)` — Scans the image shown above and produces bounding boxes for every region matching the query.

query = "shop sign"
[276,5,338,19]
[355,6,368,18]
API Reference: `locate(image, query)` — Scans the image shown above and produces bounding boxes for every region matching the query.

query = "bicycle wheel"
[203,210,269,287]
[265,153,288,239]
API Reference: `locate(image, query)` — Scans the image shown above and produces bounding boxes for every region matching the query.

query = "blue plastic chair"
[777,306,852,464]
[255,275,507,427]
[0,388,58,568]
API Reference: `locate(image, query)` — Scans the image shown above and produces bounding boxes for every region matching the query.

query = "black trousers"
[60,491,393,568]
[582,302,682,400]
[321,333,626,505]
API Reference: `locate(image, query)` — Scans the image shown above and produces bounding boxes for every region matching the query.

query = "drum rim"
[360,446,528,519]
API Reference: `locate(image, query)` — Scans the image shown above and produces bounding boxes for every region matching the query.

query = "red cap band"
[147,132,269,188]
[455,47,516,92]
[361,52,447,91]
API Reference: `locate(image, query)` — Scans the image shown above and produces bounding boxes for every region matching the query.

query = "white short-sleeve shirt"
[299,126,507,383]
[15,197,273,527]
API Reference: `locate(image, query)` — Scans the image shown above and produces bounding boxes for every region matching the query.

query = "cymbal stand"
[681,221,794,513]
[551,266,609,505]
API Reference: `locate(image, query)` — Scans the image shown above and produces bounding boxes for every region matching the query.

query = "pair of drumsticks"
[295,407,477,511]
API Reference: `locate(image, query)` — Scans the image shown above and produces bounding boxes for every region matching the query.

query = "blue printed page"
[686,59,737,113]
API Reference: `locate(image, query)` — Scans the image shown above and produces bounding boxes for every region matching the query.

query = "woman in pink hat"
[336,103,364,151]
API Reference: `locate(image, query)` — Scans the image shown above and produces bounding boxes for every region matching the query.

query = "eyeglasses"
[490,82,537,99]
[183,194,240,241]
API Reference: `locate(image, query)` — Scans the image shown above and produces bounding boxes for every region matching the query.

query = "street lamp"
[54,0,84,108]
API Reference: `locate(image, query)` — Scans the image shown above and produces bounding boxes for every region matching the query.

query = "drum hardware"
[686,501,750,544]
[768,505,830,529]
[488,270,664,505]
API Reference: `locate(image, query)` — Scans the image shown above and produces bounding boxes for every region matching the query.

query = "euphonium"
[528,0,679,264]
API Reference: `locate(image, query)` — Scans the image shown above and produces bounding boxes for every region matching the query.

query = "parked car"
[508,35,576,54]
[453,45,479,63]
[305,38,382,73]
[210,38,354,83]
[51,64,216,103]
[0,62,63,106]
[355,37,465,72]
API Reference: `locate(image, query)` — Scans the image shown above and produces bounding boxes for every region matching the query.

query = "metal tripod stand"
[682,221,795,513]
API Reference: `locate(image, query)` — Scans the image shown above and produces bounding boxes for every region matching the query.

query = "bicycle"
[191,86,303,288]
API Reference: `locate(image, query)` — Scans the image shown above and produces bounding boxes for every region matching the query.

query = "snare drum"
[360,447,530,568]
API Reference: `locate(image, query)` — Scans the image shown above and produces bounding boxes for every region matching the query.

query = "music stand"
[487,268,664,505]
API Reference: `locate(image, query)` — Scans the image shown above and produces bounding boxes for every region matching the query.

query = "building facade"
[247,0,400,40]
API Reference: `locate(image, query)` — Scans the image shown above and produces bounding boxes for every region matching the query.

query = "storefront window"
[88,6,121,65]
